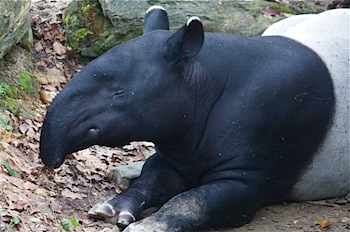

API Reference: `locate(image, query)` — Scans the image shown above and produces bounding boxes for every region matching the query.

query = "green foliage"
[74,28,93,42]
[0,83,18,98]
[276,3,297,14]
[0,70,35,115]
[3,215,20,229]
[60,221,70,231]
[81,3,91,14]
[6,99,19,116]
[60,217,79,231]
[0,117,12,131]
[1,158,18,177]
[70,217,78,228]
[10,215,20,226]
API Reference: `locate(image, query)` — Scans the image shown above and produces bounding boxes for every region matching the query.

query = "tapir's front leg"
[89,154,189,226]
[124,181,260,232]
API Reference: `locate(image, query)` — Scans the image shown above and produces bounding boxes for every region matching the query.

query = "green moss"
[64,15,80,28]
[81,3,91,14]
[0,83,18,98]
[0,68,37,116]
[276,3,297,14]
[5,99,19,116]
[74,28,93,42]
[63,0,141,57]
[18,70,33,93]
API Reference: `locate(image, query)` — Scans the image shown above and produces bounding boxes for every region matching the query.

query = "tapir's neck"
[156,59,227,163]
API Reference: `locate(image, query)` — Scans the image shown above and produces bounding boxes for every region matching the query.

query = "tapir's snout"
[39,88,105,168]
[39,120,66,168]
[39,94,76,169]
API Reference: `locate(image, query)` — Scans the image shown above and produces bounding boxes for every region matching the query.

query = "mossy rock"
[0,46,38,117]
[0,0,32,59]
[64,0,325,57]
[63,0,143,57]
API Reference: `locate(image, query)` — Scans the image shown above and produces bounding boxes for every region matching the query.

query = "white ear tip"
[146,5,166,14]
[187,16,201,26]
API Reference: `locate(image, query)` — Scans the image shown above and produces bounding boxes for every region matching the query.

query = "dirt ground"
[0,0,348,232]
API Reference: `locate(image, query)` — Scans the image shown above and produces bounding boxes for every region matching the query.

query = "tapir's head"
[40,6,205,168]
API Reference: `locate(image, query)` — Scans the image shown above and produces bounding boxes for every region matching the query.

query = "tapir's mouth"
[40,152,65,169]
[39,139,67,169]
[51,158,65,169]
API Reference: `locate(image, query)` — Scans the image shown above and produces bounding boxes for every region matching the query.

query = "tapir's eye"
[113,89,126,97]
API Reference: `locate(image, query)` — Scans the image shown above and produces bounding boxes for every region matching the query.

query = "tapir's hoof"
[123,217,167,232]
[88,196,116,218]
[88,196,136,227]
[117,211,137,227]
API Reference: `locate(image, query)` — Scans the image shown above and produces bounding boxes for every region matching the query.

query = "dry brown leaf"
[52,41,67,55]
[39,90,54,104]
[6,194,30,211]
[315,219,332,228]
[45,67,66,85]
[22,181,37,191]
[34,42,43,52]
[34,187,56,197]
[26,127,36,139]
[19,123,30,134]
[61,188,87,200]
[49,199,62,213]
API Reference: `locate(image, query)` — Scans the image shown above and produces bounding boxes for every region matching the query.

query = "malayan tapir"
[40,6,349,231]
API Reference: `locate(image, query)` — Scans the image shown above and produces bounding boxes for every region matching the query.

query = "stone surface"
[0,0,32,60]
[64,0,325,57]
[108,161,145,187]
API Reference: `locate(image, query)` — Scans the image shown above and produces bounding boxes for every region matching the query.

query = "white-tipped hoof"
[90,203,116,217]
[117,211,136,226]
[187,16,201,26]
[146,5,166,14]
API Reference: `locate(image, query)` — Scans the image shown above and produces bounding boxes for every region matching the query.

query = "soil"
[0,1,348,232]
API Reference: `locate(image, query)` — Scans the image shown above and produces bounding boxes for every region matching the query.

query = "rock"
[64,0,325,57]
[108,161,145,187]
[0,0,32,60]
[63,0,130,58]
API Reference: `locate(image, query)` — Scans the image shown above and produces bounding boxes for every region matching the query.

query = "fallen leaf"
[28,217,42,223]
[315,219,332,228]
[61,189,87,200]
[39,90,54,104]
[19,123,30,134]
[6,194,29,211]
[52,41,67,55]
[34,42,43,52]
[22,181,37,191]
[36,76,49,85]
[43,23,60,42]
[35,187,56,197]
[26,127,36,139]
[49,200,62,212]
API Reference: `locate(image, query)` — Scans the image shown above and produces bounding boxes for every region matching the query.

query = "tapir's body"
[40,7,349,231]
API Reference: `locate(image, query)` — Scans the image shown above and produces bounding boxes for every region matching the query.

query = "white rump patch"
[263,9,350,201]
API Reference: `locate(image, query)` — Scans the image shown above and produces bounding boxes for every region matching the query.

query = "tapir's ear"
[163,16,204,60]
[143,6,169,34]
